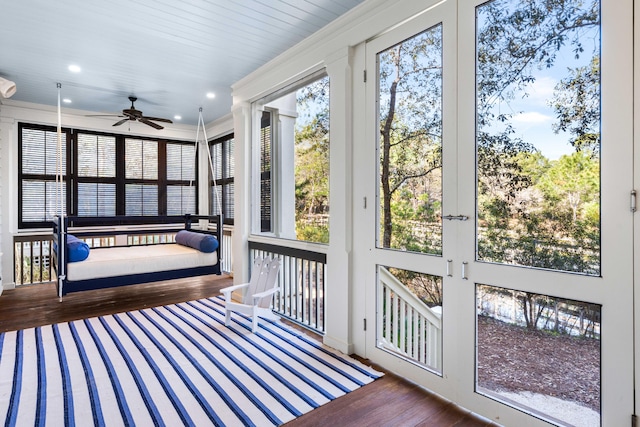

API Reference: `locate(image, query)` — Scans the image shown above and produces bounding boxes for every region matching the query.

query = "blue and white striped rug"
[0,297,382,426]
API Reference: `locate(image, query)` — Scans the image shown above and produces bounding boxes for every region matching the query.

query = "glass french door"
[358,0,634,426]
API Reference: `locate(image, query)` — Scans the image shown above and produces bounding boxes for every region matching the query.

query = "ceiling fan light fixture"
[109,96,172,130]
[0,77,17,98]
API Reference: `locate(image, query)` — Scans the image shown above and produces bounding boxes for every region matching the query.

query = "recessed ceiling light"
[68,64,81,73]
[62,98,72,104]
[174,115,182,120]
[206,92,215,99]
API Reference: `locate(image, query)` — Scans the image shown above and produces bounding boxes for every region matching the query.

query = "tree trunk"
[381,80,398,248]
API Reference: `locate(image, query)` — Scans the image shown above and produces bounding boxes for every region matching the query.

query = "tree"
[389,267,442,307]
[295,119,329,217]
[378,25,443,251]
[550,56,601,153]
[537,150,599,223]
[294,76,330,243]
[520,292,549,330]
[475,0,600,271]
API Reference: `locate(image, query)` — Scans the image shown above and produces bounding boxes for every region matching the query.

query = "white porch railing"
[217,226,233,274]
[249,238,327,333]
[378,266,442,372]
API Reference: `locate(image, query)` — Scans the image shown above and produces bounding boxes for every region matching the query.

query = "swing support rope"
[191,107,222,218]
[55,83,66,300]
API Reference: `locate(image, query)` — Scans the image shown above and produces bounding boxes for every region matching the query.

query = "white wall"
[0,106,5,293]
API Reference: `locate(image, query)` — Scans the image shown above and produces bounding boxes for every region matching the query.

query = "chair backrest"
[244,256,281,308]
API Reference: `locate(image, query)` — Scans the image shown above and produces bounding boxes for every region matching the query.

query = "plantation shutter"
[210,142,223,216]
[76,133,116,216]
[260,112,272,232]
[209,135,235,224]
[19,125,68,226]
[224,137,235,222]
[166,142,196,215]
[125,138,158,215]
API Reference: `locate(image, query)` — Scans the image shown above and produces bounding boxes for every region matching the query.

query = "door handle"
[446,259,453,277]
[441,214,469,221]
[462,261,468,280]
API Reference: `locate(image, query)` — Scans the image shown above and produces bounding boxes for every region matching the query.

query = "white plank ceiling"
[0,0,365,126]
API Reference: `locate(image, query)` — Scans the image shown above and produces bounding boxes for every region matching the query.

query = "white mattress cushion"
[66,243,217,281]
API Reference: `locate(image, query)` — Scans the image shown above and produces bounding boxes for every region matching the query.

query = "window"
[76,132,116,216]
[209,133,235,225]
[18,123,198,228]
[377,25,443,255]
[475,0,601,274]
[166,141,196,215]
[18,124,69,228]
[260,113,273,232]
[253,72,330,243]
[125,138,159,216]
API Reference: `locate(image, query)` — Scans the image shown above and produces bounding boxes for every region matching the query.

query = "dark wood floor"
[0,276,496,427]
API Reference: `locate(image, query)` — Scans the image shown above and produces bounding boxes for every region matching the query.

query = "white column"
[231,101,252,285]
[323,47,354,354]
[0,115,15,291]
[266,95,297,239]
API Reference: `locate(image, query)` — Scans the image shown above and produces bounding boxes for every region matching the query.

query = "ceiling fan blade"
[113,118,129,127]
[139,118,164,130]
[142,116,173,124]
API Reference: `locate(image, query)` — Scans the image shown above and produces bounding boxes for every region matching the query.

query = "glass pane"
[477,284,600,426]
[125,139,143,179]
[97,136,116,177]
[167,142,195,181]
[255,73,329,242]
[126,139,158,180]
[260,111,272,233]
[295,75,330,244]
[225,181,234,219]
[377,266,443,374]
[22,180,67,221]
[210,142,223,181]
[167,185,195,215]
[226,138,235,177]
[126,184,158,216]
[377,24,443,255]
[78,183,116,216]
[77,133,115,178]
[475,0,601,274]
[22,128,66,175]
[143,141,158,180]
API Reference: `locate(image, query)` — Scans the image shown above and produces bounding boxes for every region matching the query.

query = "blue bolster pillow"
[67,234,90,262]
[175,230,219,253]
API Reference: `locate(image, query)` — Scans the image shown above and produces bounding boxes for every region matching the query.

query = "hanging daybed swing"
[52,95,223,299]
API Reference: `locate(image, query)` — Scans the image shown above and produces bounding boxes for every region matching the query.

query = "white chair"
[220,257,281,332]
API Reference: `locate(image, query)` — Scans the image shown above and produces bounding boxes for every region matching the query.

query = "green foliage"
[294,76,330,243]
[551,56,601,152]
[296,224,329,244]
[378,24,444,251]
[474,0,601,273]
[388,267,443,307]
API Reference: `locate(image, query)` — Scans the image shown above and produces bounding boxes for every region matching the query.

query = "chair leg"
[252,309,259,333]
[225,309,232,326]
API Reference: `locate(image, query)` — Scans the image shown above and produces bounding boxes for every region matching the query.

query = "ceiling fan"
[110,96,172,130]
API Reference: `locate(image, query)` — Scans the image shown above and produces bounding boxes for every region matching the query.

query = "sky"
[505,76,573,160]
[476,0,601,162]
